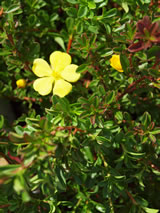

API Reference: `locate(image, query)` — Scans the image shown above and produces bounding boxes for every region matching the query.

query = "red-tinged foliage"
[128,16,160,52]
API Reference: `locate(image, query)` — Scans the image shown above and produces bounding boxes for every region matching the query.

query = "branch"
[117,75,155,101]
[51,126,86,135]
[67,34,73,53]
[126,190,137,205]
[6,32,32,72]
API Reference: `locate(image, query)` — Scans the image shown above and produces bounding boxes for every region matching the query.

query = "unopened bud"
[16,79,26,88]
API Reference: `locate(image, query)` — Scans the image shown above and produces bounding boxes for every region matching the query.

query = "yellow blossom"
[16,79,26,88]
[110,55,123,72]
[32,51,80,98]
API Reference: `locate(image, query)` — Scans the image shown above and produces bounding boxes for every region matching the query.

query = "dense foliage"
[1,0,160,212]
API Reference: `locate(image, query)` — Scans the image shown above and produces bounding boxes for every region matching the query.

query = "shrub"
[1,0,160,212]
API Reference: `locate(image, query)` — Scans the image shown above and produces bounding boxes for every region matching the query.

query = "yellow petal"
[50,51,71,73]
[53,79,72,98]
[110,55,123,72]
[32,59,52,77]
[33,77,54,96]
[60,64,80,82]
[16,79,26,88]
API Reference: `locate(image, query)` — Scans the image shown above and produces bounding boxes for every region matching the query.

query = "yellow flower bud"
[110,55,123,72]
[16,79,26,88]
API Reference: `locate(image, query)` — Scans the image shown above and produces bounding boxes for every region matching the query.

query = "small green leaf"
[101,49,113,57]
[55,168,66,190]
[88,1,96,9]
[103,8,117,18]
[143,207,159,213]
[82,146,94,162]
[54,37,66,51]
[122,2,129,13]
[66,0,78,3]
[66,17,75,33]
[120,54,130,72]
[76,21,84,33]
[106,91,115,104]
[48,201,56,213]
[66,7,77,17]
[0,115,4,129]
[96,203,106,213]
[0,51,12,56]
[88,25,99,33]
[28,14,37,26]
[150,128,160,135]
[141,112,151,128]
[127,151,145,159]
[94,0,104,2]
[115,111,123,121]
[8,132,24,143]
[78,6,88,18]
[5,4,21,14]
[0,165,21,177]
[76,64,88,73]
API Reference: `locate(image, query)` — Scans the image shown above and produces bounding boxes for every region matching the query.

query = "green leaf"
[48,202,56,213]
[127,151,145,159]
[88,1,96,9]
[54,37,66,51]
[103,8,117,18]
[0,51,12,56]
[82,146,94,162]
[101,49,113,57]
[106,91,115,104]
[120,54,130,72]
[0,165,21,177]
[150,128,160,135]
[96,203,106,212]
[103,23,111,34]
[55,168,66,190]
[0,115,4,129]
[66,0,78,3]
[88,25,99,33]
[115,111,123,121]
[5,4,21,14]
[122,2,129,13]
[143,207,159,213]
[28,14,37,26]
[66,7,77,17]
[149,134,156,143]
[94,0,104,2]
[76,21,84,33]
[96,136,111,147]
[147,46,160,58]
[22,191,30,202]
[78,6,88,18]
[8,132,24,143]
[66,17,75,33]
[76,64,88,73]
[141,112,151,128]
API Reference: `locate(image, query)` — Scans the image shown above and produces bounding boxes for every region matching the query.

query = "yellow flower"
[110,55,123,72]
[32,51,80,98]
[16,79,26,88]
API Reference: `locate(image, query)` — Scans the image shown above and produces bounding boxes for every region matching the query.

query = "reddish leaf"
[128,41,145,52]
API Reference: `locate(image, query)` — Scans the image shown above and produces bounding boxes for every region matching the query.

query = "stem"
[6,32,32,72]
[126,190,137,205]
[117,75,155,101]
[67,34,73,53]
[0,7,3,16]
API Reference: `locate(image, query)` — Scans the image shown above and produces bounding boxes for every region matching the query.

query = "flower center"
[52,70,61,80]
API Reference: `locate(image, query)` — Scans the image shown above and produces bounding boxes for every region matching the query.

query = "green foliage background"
[1,0,160,212]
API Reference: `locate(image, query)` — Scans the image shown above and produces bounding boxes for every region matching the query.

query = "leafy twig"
[117,75,155,101]
[6,32,32,72]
